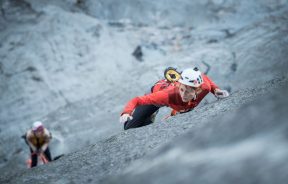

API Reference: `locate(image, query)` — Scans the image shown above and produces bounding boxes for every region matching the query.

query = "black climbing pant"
[30,147,52,167]
[124,105,160,130]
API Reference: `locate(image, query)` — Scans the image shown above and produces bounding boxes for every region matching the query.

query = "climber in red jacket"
[120,67,229,130]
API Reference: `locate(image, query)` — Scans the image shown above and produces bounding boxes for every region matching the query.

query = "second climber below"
[120,67,229,130]
[23,121,52,167]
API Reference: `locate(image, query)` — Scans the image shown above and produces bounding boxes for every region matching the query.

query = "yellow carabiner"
[164,67,181,82]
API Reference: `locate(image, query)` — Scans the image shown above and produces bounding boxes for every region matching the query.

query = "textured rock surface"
[103,79,288,184]
[0,0,288,183]
[1,77,287,184]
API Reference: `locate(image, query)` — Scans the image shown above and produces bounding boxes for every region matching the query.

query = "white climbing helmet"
[32,121,44,131]
[178,68,203,87]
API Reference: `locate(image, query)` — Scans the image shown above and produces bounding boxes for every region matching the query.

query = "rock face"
[1,77,287,184]
[103,79,288,184]
[0,0,288,183]
[83,0,288,27]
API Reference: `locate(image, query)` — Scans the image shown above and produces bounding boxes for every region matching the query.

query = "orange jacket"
[121,74,218,115]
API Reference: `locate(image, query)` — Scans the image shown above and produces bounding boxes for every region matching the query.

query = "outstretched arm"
[121,90,169,115]
[27,140,37,152]
[40,129,52,152]
[40,143,49,152]
[203,74,229,98]
[203,74,219,94]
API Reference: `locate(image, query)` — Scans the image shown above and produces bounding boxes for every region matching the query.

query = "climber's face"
[178,83,197,102]
[34,127,44,137]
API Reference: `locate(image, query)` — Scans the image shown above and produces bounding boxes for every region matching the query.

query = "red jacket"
[122,74,218,115]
